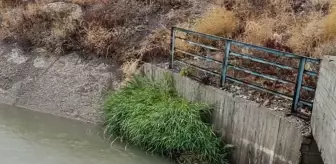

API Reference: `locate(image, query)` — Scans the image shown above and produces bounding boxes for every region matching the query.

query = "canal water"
[0,104,171,164]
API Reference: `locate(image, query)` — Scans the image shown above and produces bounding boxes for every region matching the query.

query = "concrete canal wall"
[143,63,322,164]
[311,56,336,164]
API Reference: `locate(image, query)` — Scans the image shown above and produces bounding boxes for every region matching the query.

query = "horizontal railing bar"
[175,36,220,51]
[231,41,321,63]
[226,76,293,100]
[227,63,316,92]
[298,100,313,107]
[230,52,319,77]
[174,27,321,64]
[305,70,318,77]
[302,85,316,92]
[175,49,222,64]
[306,58,321,64]
[231,41,302,59]
[230,52,295,70]
[174,27,224,41]
[228,64,294,85]
[175,59,221,77]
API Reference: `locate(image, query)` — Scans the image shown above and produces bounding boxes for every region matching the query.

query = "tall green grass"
[104,75,231,164]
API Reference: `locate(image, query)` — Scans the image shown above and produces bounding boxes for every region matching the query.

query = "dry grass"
[0,0,20,8]
[173,6,237,53]
[0,0,205,61]
[323,3,336,40]
[69,0,109,5]
[313,40,336,56]
[119,59,141,87]
[81,24,115,55]
[0,0,199,57]
[1,0,335,65]
[194,6,238,37]
[0,2,82,53]
[285,1,335,58]
[242,18,276,45]
[288,13,325,56]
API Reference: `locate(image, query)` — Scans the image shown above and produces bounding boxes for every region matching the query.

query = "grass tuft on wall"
[103,75,232,164]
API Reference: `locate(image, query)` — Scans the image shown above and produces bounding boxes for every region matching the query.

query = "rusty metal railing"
[169,27,321,113]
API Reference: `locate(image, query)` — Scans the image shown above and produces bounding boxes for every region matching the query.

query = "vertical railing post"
[169,27,176,69]
[291,57,307,113]
[220,40,231,87]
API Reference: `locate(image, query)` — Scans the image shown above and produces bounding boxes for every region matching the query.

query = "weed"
[180,66,194,77]
[119,59,142,88]
[104,75,232,164]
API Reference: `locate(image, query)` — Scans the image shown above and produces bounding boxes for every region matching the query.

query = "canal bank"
[0,42,122,123]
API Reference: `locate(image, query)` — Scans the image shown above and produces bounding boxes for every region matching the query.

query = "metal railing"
[169,27,321,113]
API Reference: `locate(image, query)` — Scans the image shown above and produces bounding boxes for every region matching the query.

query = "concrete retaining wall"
[311,56,336,164]
[143,63,321,164]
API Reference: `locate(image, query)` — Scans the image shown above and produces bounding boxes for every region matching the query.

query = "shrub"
[323,2,336,40]
[0,2,82,54]
[0,0,21,8]
[242,18,276,45]
[313,40,336,57]
[193,6,238,38]
[288,13,325,56]
[80,23,121,56]
[174,6,237,53]
[104,75,232,164]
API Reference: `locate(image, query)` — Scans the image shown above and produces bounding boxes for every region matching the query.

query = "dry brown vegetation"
[0,0,205,61]
[0,0,335,61]
[1,0,335,99]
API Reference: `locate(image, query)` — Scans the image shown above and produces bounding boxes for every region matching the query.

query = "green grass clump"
[103,75,231,164]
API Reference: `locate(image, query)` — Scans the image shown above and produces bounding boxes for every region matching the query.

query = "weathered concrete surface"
[312,56,336,164]
[0,43,122,123]
[143,63,320,164]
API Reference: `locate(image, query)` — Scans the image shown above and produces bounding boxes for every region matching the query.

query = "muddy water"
[0,104,171,164]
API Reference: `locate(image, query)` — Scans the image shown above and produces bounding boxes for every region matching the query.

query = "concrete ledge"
[143,63,320,164]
